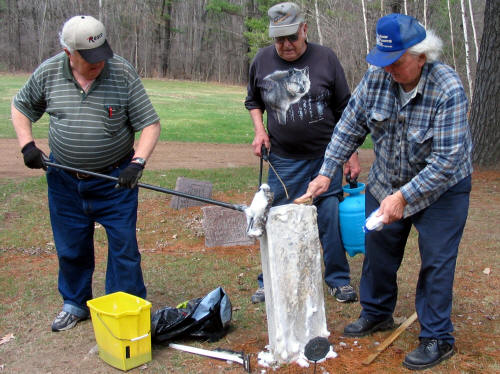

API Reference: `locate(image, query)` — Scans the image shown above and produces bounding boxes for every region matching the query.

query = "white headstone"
[259,204,329,364]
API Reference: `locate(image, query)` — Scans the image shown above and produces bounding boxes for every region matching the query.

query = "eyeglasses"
[274,32,300,44]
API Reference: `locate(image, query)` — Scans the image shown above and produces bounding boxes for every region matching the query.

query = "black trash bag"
[151,286,232,344]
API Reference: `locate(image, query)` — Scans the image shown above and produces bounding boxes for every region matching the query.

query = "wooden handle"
[362,312,418,366]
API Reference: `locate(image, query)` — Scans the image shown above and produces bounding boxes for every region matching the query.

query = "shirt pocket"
[103,104,126,136]
[407,122,433,167]
[367,110,390,144]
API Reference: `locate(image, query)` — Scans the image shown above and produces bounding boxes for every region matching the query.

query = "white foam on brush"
[245,184,273,238]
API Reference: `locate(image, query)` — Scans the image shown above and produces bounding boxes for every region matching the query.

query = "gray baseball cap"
[268,2,304,38]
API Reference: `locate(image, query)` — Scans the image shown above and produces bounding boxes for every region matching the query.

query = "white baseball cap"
[62,15,113,63]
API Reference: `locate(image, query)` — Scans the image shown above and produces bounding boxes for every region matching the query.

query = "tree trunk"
[423,0,427,28]
[161,0,172,77]
[314,0,323,45]
[447,0,457,69]
[361,0,369,56]
[390,0,401,13]
[460,0,473,100]
[38,0,48,65]
[467,0,479,62]
[470,0,500,167]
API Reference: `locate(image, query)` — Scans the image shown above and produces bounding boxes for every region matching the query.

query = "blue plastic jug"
[339,178,366,257]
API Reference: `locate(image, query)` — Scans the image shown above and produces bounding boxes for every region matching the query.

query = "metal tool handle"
[258,144,269,187]
[44,161,245,212]
[261,144,269,161]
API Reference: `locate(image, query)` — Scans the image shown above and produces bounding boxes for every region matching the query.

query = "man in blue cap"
[298,14,472,370]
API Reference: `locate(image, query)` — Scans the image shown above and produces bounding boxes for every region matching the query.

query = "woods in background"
[0,0,485,89]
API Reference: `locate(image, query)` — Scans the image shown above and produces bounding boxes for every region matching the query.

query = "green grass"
[0,74,372,147]
[0,75,254,143]
[0,167,260,249]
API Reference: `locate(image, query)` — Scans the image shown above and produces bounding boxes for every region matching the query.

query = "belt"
[63,151,133,180]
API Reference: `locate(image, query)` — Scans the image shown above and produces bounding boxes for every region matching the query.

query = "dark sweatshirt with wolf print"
[245,42,350,159]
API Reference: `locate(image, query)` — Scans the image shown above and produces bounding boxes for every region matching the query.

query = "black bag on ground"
[151,286,232,344]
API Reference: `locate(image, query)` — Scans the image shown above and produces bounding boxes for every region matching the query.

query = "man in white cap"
[299,13,472,370]
[245,2,361,304]
[11,15,161,331]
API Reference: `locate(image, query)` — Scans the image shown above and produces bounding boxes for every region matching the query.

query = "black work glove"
[117,163,144,189]
[21,141,48,170]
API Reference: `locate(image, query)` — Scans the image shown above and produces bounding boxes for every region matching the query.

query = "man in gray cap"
[11,15,161,331]
[299,13,472,370]
[245,2,360,304]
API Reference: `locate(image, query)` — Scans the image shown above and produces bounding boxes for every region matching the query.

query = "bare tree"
[361,0,369,56]
[470,0,500,167]
[0,0,487,86]
[423,0,427,27]
[460,0,473,100]
[38,0,49,65]
[467,0,479,62]
[447,0,457,69]
[314,0,323,45]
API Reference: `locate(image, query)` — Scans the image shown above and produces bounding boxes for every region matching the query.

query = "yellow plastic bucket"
[87,292,152,371]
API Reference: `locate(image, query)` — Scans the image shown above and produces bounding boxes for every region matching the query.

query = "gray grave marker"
[170,177,213,210]
[202,206,255,247]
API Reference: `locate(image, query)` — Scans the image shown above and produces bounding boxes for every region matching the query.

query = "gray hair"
[408,29,443,62]
[59,20,74,53]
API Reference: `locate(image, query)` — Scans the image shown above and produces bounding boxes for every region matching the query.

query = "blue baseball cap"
[366,14,426,67]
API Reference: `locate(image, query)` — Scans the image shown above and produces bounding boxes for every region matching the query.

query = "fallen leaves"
[0,333,14,346]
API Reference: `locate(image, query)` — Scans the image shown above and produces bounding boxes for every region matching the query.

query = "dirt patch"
[1,140,498,374]
[0,138,375,179]
[1,139,257,179]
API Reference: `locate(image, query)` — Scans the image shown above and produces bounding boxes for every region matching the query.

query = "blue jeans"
[360,176,471,344]
[257,152,350,289]
[46,155,146,318]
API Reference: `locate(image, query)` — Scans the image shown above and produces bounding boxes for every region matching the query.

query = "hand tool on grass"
[45,160,273,236]
[168,343,251,372]
[362,312,418,365]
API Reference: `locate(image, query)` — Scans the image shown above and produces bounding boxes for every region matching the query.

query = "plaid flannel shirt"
[320,62,473,217]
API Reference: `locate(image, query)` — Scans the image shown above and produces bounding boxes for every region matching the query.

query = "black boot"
[403,338,455,370]
[343,316,394,337]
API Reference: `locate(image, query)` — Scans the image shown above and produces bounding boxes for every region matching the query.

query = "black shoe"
[328,285,358,303]
[403,338,455,370]
[343,316,394,337]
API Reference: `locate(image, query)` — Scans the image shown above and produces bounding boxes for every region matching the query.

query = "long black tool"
[258,144,269,187]
[44,161,245,212]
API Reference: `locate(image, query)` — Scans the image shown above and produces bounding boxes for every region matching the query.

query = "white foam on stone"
[258,204,331,367]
